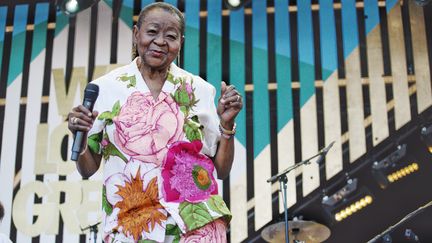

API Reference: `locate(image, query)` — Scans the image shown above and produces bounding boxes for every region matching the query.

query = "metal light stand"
[81,222,100,243]
[367,200,432,243]
[267,152,324,243]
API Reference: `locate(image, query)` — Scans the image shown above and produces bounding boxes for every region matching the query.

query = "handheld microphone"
[315,141,335,165]
[71,83,99,161]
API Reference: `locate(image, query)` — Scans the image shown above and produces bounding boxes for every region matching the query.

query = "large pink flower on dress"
[179,219,227,243]
[161,140,218,203]
[113,91,184,165]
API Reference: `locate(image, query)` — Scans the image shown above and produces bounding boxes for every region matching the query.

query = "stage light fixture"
[223,0,251,9]
[58,0,100,16]
[421,125,432,153]
[371,144,419,189]
[322,178,374,222]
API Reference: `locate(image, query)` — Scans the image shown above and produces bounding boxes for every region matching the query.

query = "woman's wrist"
[220,121,235,130]
[219,122,236,139]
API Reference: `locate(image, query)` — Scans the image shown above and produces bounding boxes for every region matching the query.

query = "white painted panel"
[300,96,320,196]
[388,6,411,129]
[117,14,133,65]
[0,77,22,237]
[277,121,296,212]
[345,49,366,162]
[254,146,272,230]
[323,72,343,179]
[229,140,248,243]
[95,1,112,66]
[409,2,432,113]
[15,50,46,243]
[367,26,389,146]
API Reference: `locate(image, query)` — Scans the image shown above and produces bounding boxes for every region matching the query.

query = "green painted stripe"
[275,0,293,132]
[252,0,270,158]
[7,5,28,85]
[229,8,246,146]
[0,7,7,78]
[31,3,49,60]
[206,0,222,90]
[184,0,200,74]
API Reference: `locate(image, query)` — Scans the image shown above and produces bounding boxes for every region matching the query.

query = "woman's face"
[134,8,183,70]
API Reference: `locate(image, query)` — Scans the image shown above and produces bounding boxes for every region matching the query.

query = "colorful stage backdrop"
[0,0,431,242]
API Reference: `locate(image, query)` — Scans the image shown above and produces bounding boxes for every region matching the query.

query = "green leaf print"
[98,101,121,125]
[102,186,113,216]
[207,195,232,220]
[111,101,121,117]
[98,111,113,121]
[166,223,181,242]
[117,73,136,88]
[103,143,127,163]
[183,121,203,142]
[87,132,103,154]
[179,202,213,231]
[138,240,157,243]
[166,72,175,84]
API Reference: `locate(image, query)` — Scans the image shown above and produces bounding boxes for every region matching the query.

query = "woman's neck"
[137,57,169,100]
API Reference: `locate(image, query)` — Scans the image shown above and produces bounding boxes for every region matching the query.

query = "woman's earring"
[132,43,137,60]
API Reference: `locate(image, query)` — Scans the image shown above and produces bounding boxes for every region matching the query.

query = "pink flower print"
[179,219,227,243]
[113,91,184,165]
[161,140,218,203]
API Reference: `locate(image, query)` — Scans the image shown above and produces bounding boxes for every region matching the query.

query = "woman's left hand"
[217,81,243,129]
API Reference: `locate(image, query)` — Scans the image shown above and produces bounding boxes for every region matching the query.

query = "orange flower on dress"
[105,161,168,242]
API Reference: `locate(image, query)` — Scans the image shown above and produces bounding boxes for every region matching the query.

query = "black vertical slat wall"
[0,1,431,242]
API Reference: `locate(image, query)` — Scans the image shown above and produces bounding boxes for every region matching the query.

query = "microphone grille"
[84,83,99,101]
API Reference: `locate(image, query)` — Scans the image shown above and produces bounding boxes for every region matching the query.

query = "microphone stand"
[267,146,331,243]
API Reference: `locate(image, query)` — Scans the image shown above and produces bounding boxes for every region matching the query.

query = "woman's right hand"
[67,105,99,134]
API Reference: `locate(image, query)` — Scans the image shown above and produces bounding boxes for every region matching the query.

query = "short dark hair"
[136,2,185,36]
[0,201,4,221]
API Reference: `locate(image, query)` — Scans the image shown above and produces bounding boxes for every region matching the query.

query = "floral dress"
[87,58,231,243]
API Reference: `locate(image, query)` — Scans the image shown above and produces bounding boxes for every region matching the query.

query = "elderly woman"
[68,2,242,242]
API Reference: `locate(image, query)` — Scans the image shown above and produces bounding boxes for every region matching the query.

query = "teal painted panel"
[0,7,7,77]
[206,0,222,90]
[229,7,246,146]
[275,0,293,132]
[164,0,177,6]
[7,5,28,86]
[364,0,380,33]
[31,3,49,60]
[342,0,359,58]
[142,0,155,8]
[121,0,133,27]
[184,0,200,74]
[298,0,315,105]
[319,0,338,74]
[252,0,270,158]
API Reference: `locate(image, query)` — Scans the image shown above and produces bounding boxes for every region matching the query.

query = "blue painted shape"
[341,0,359,58]
[275,0,293,132]
[142,0,155,8]
[319,0,338,74]
[386,0,399,12]
[364,0,380,34]
[252,0,270,157]
[206,0,222,90]
[7,5,28,85]
[31,3,49,60]
[164,0,178,7]
[297,0,315,105]
[0,7,7,75]
[229,6,246,145]
[184,0,200,74]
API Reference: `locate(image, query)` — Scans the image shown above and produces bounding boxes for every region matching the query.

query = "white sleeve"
[195,81,221,157]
